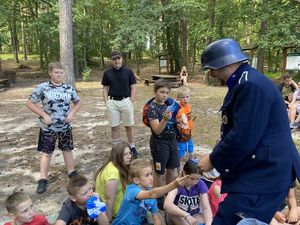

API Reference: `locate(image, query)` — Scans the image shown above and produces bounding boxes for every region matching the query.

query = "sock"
[113,138,121,145]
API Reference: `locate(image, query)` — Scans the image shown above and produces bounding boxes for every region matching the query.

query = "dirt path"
[0,77,226,223]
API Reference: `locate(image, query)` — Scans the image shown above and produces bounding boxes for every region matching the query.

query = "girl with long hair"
[95,142,132,222]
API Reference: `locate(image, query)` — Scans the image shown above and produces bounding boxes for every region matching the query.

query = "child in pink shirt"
[207,178,227,217]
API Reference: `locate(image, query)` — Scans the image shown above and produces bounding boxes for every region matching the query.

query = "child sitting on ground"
[176,86,194,162]
[180,66,189,86]
[5,192,49,225]
[270,185,300,225]
[207,178,227,217]
[112,158,189,225]
[164,160,212,225]
[55,174,109,225]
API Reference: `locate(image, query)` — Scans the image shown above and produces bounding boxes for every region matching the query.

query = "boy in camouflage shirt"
[27,62,81,194]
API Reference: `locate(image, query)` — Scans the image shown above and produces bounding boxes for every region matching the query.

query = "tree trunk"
[257,20,267,73]
[11,0,19,63]
[59,0,75,88]
[181,17,188,67]
[173,22,181,73]
[274,49,280,73]
[20,3,28,61]
[166,27,174,74]
[206,0,216,45]
[281,47,287,75]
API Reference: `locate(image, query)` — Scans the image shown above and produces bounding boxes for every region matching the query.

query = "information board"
[286,53,300,71]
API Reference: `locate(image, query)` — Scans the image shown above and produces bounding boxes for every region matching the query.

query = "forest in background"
[0,0,300,83]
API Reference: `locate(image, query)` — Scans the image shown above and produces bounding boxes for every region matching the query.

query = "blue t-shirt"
[112,183,158,225]
[29,82,80,132]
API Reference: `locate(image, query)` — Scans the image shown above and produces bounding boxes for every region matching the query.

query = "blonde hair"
[177,85,191,98]
[6,192,31,214]
[48,62,63,72]
[129,158,152,180]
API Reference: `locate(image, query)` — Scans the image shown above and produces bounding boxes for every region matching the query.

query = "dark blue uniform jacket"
[210,63,300,194]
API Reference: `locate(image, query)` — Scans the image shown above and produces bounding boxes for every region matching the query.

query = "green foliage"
[82,67,91,81]
[0,0,299,71]
[264,71,281,80]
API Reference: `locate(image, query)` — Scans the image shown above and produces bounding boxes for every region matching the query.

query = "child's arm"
[152,213,162,225]
[291,79,299,90]
[149,111,172,135]
[200,193,213,225]
[164,189,191,218]
[54,220,66,225]
[65,100,80,123]
[286,188,298,223]
[105,179,118,222]
[212,183,221,199]
[135,175,188,200]
[97,212,109,225]
[27,100,52,125]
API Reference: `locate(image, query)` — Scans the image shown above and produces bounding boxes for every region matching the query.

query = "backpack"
[142,97,180,127]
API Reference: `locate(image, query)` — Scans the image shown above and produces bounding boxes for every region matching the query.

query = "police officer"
[198,38,300,225]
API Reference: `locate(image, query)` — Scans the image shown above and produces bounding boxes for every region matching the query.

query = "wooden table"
[144,75,182,87]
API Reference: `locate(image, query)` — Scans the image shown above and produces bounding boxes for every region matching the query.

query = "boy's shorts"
[106,98,134,127]
[177,139,194,159]
[150,135,180,175]
[37,129,74,154]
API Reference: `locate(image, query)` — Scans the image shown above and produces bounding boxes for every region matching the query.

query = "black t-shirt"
[57,199,97,225]
[101,66,136,98]
[148,101,177,140]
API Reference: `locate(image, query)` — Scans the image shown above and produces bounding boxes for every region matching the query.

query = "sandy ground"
[0,67,226,224]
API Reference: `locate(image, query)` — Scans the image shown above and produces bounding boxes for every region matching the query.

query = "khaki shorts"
[106,97,134,127]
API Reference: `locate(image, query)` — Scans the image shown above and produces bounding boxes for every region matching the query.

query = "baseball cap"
[110,50,122,59]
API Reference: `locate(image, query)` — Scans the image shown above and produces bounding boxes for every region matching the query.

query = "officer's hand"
[274,211,286,223]
[198,154,213,173]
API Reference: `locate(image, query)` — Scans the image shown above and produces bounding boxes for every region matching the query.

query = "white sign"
[251,57,257,69]
[286,53,300,71]
[160,59,167,67]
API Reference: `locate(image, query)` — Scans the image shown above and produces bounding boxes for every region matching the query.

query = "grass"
[264,71,281,80]
[0,53,39,61]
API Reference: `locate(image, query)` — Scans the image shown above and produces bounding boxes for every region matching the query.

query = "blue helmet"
[201,38,249,70]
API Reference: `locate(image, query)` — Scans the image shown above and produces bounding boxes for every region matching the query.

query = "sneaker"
[290,121,299,129]
[68,171,78,178]
[36,179,48,194]
[130,147,139,159]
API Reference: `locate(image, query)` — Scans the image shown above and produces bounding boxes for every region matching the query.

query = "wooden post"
[159,56,161,74]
